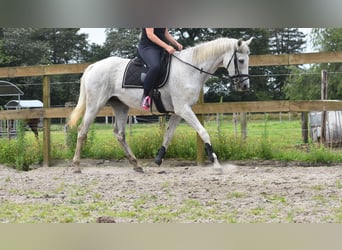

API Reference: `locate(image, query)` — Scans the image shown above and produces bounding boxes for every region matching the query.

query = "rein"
[172,51,249,84]
[172,53,218,78]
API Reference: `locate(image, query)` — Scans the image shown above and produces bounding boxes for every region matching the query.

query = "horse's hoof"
[212,167,223,175]
[73,168,82,174]
[212,158,223,175]
[133,166,144,173]
[154,158,163,166]
[213,159,221,169]
[155,146,166,166]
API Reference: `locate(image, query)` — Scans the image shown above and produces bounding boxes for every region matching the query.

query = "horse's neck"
[190,38,237,70]
[179,49,224,75]
[199,54,224,74]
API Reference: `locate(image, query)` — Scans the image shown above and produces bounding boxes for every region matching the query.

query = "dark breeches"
[138,45,162,96]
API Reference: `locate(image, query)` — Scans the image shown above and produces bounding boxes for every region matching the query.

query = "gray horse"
[68,37,253,173]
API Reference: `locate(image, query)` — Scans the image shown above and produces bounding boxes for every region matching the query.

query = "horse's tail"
[67,64,93,128]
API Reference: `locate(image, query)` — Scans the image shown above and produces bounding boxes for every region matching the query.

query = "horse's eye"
[238,59,244,64]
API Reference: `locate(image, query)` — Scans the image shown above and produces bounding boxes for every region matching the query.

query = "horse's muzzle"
[232,75,249,91]
[240,79,250,91]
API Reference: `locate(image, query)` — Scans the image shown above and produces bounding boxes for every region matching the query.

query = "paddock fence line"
[1,51,342,166]
[0,100,342,120]
[1,51,342,78]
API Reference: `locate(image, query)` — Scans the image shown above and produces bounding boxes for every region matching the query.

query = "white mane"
[191,38,238,64]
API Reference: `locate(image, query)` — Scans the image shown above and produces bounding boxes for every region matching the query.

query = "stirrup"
[142,96,151,110]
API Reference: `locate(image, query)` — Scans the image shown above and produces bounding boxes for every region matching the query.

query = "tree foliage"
[284,66,321,100]
[266,28,306,100]
[312,28,342,99]
[104,28,141,58]
[0,28,50,66]
[284,28,342,100]
[0,28,89,105]
[32,28,89,64]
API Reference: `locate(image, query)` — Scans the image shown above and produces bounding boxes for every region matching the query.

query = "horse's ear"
[245,37,254,46]
[237,39,243,47]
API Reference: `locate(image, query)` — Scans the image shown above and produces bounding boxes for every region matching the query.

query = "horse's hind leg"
[30,126,38,139]
[108,99,143,173]
[72,107,98,173]
[26,119,39,139]
[155,114,181,165]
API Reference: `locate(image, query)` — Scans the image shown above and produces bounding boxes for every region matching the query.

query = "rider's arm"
[164,29,183,51]
[145,28,176,54]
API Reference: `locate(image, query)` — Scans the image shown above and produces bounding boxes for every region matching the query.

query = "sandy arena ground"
[0,159,341,223]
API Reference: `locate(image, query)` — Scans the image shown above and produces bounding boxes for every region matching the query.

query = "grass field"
[0,114,341,170]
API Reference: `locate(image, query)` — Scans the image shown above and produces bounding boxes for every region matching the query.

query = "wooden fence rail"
[0,51,341,78]
[0,100,342,120]
[1,51,342,166]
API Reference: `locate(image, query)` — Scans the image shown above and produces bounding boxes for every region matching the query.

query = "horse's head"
[225,37,253,91]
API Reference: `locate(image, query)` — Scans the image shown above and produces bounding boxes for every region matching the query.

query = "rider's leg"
[138,45,162,109]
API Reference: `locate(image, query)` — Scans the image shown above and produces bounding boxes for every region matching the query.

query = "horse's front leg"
[175,105,222,172]
[154,114,182,165]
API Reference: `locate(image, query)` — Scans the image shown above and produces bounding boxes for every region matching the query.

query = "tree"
[285,28,342,101]
[172,28,217,47]
[104,28,140,58]
[0,28,50,67]
[269,28,306,54]
[83,43,111,62]
[0,28,91,106]
[284,66,321,100]
[310,28,342,100]
[311,28,342,52]
[31,28,88,64]
[0,28,89,66]
[267,28,306,100]
[28,29,89,105]
[284,28,342,102]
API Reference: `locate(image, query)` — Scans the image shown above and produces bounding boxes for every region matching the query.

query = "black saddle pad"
[122,53,171,89]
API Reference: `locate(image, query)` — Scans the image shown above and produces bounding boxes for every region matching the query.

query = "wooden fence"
[1,51,342,166]
[0,100,342,120]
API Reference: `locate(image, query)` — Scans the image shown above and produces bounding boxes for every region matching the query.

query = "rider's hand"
[166,45,176,54]
[176,43,183,51]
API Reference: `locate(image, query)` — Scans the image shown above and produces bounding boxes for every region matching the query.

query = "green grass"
[0,115,341,169]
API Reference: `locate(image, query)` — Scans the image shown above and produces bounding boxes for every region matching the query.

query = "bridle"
[225,50,250,85]
[172,50,249,87]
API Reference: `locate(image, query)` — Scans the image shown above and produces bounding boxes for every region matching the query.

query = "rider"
[138,28,183,110]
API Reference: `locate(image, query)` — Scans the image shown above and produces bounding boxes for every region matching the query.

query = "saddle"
[122,52,172,89]
[122,52,172,113]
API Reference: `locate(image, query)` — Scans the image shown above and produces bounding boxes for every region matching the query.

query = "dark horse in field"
[25,118,40,139]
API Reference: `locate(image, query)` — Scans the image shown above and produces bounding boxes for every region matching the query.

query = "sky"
[80,28,106,45]
[80,28,315,52]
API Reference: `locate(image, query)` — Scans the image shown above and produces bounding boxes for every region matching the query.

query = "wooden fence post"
[43,75,51,167]
[301,112,308,143]
[320,70,328,145]
[240,112,247,140]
